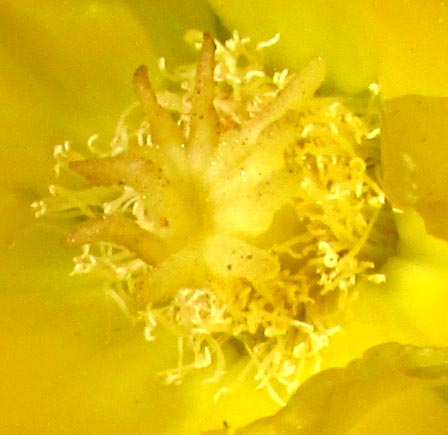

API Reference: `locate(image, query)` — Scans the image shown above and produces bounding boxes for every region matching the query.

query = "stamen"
[256,33,281,50]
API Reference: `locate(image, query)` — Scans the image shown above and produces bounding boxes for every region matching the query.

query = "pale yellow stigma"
[34,30,396,404]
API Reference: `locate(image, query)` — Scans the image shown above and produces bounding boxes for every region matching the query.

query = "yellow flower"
[1,1,448,434]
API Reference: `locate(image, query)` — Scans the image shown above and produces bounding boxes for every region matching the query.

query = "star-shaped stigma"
[34,31,396,404]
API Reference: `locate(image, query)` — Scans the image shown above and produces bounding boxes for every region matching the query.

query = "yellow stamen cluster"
[33,31,395,404]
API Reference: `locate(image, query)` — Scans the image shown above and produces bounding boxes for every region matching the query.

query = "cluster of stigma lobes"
[34,31,393,405]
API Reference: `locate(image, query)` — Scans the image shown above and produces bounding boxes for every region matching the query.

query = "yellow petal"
[382,95,448,241]
[0,230,276,433]
[0,0,160,138]
[130,0,218,63]
[208,0,377,93]
[235,343,448,434]
[321,210,448,374]
[372,0,448,98]
[0,3,218,433]
[0,0,159,246]
[0,0,217,247]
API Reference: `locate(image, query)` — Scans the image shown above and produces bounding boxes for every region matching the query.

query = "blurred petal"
[372,0,448,98]
[0,0,159,247]
[0,2,216,433]
[0,0,216,247]
[385,212,448,346]
[128,0,217,64]
[0,227,277,433]
[323,211,448,370]
[0,234,185,434]
[210,0,448,97]
[235,343,448,434]
[0,0,160,141]
[382,95,448,241]
[208,0,378,93]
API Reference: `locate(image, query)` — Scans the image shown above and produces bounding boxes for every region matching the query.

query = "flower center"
[33,30,396,404]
